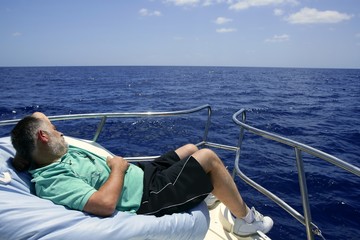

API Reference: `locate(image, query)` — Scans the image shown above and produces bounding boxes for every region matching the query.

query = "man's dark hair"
[11,116,43,163]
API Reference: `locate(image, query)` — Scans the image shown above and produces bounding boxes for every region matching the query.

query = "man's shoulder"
[29,161,69,178]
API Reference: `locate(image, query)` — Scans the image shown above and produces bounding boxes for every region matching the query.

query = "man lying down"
[10,112,273,237]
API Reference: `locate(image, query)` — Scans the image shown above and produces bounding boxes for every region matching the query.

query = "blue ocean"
[0,66,359,240]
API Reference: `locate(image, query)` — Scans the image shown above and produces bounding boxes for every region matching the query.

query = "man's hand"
[83,155,129,217]
[106,156,129,173]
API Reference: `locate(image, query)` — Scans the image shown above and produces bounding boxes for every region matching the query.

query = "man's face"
[46,123,68,158]
[32,112,68,158]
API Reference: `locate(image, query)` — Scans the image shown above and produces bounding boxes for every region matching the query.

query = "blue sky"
[1,0,359,68]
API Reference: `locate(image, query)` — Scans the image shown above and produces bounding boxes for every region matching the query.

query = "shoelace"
[251,207,264,222]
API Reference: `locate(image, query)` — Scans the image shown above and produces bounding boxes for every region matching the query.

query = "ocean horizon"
[1,65,360,70]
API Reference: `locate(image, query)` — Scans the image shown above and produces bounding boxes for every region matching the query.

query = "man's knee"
[191,148,219,172]
[184,144,199,153]
[198,148,216,157]
[175,144,199,160]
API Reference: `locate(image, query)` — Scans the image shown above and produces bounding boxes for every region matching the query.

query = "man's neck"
[33,150,66,168]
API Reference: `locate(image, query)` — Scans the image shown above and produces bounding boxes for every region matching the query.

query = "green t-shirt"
[30,145,144,213]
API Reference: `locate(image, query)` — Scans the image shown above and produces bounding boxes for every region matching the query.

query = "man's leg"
[191,148,273,236]
[174,144,199,160]
[173,144,247,217]
[136,144,213,216]
[191,148,247,218]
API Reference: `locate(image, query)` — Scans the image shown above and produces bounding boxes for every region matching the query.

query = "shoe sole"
[218,203,234,233]
[207,199,220,210]
[218,203,270,238]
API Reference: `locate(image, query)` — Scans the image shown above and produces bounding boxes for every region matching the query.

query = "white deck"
[205,203,270,240]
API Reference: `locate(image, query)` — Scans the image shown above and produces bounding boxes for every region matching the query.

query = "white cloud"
[203,0,232,6]
[274,8,284,16]
[265,34,290,42]
[139,8,162,17]
[166,0,235,7]
[166,0,200,6]
[203,0,214,6]
[229,0,298,11]
[215,17,232,24]
[12,32,22,37]
[286,7,352,24]
[216,28,237,33]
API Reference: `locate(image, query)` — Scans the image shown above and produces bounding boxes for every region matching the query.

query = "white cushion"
[0,136,209,240]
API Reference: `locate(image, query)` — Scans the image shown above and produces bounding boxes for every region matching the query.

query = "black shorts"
[136,151,213,217]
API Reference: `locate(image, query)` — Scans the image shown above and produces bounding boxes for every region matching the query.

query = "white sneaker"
[233,207,273,237]
[204,193,219,209]
[219,204,273,237]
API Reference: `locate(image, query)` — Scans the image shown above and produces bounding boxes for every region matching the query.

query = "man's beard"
[48,134,68,158]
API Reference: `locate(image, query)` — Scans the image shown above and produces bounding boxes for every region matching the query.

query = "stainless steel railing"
[232,108,360,240]
[0,105,212,144]
[0,105,213,163]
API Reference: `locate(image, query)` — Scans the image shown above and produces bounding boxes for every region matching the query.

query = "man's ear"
[38,130,49,143]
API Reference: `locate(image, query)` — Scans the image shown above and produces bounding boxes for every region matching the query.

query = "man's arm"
[83,156,129,217]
